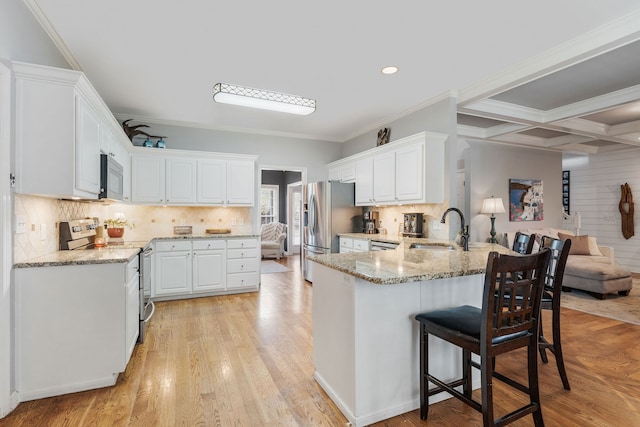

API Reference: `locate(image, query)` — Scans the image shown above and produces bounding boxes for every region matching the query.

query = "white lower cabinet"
[227,238,260,289]
[340,236,370,253]
[152,237,259,299]
[154,241,192,296]
[15,259,137,401]
[193,240,226,292]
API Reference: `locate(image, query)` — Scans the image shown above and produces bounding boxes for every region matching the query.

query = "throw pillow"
[558,232,591,255]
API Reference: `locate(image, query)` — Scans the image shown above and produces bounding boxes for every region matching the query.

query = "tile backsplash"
[13,194,253,263]
[367,203,450,240]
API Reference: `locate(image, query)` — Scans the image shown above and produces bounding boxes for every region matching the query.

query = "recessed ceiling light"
[381,66,398,75]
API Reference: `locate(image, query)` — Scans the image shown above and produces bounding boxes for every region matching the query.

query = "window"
[260,185,279,224]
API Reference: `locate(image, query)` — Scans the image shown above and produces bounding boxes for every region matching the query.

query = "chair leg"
[538,320,549,364]
[552,305,571,390]
[462,349,472,398]
[419,324,429,420]
[480,350,495,426]
[527,335,545,427]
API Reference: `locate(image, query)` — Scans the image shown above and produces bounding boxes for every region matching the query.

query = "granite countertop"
[309,239,515,285]
[13,233,260,269]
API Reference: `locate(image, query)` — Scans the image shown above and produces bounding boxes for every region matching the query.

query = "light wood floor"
[3,256,640,426]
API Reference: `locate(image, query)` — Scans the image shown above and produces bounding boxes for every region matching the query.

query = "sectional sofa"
[503,228,633,299]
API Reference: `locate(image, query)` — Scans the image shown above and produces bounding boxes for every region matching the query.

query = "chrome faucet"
[441,208,469,251]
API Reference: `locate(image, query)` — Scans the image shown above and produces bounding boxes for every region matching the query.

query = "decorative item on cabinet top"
[377,127,390,146]
[122,119,167,148]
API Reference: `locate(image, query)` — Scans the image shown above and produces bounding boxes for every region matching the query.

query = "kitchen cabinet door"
[355,157,374,206]
[193,248,226,292]
[75,95,102,196]
[372,151,395,203]
[197,158,226,204]
[154,249,191,296]
[165,157,197,204]
[131,154,165,204]
[226,160,255,205]
[395,142,423,202]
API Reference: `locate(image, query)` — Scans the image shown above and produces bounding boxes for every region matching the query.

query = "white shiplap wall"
[563,149,640,273]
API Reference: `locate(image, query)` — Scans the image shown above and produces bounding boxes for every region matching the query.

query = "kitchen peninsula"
[309,240,513,427]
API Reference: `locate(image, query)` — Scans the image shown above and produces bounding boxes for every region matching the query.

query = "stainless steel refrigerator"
[302,180,361,282]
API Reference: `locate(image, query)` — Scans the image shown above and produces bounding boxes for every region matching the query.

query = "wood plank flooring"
[2,256,640,426]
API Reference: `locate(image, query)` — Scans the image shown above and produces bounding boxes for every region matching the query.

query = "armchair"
[261,222,287,259]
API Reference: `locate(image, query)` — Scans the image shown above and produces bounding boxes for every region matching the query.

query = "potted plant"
[104,217,134,238]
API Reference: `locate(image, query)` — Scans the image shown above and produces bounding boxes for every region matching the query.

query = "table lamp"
[481,196,506,243]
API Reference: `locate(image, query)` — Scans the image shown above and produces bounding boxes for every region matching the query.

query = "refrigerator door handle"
[309,194,316,234]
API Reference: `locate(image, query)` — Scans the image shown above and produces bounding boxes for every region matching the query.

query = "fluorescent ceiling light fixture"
[212,83,315,115]
[381,66,398,75]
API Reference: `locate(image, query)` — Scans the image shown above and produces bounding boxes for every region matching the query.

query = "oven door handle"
[143,300,155,323]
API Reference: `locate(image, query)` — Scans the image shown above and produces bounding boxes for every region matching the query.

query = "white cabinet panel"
[75,96,102,196]
[373,151,395,203]
[132,154,165,204]
[125,257,140,363]
[227,160,255,205]
[355,157,374,205]
[197,159,226,204]
[395,142,423,202]
[166,157,197,204]
[155,250,191,296]
[193,249,226,292]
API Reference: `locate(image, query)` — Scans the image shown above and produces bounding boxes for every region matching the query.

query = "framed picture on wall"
[509,179,544,221]
[562,170,570,214]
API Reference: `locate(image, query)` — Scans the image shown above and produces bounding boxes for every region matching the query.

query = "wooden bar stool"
[538,235,572,390]
[415,249,551,427]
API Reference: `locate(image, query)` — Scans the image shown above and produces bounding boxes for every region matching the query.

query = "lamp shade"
[481,197,506,215]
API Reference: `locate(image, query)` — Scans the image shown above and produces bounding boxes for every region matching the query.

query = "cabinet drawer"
[227,258,259,274]
[227,272,259,288]
[353,239,370,251]
[227,248,258,259]
[125,256,139,283]
[340,237,353,249]
[155,240,192,252]
[227,238,257,249]
[193,239,225,250]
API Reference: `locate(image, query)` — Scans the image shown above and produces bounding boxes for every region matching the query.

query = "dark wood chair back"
[540,235,572,295]
[513,232,536,255]
[488,248,551,345]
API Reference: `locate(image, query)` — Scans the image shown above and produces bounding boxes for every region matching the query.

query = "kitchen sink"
[409,243,456,251]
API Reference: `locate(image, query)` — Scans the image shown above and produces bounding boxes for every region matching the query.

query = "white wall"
[464,140,563,244]
[564,149,640,273]
[127,123,342,183]
[0,0,69,68]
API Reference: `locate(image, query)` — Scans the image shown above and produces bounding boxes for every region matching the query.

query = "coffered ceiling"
[23,1,640,152]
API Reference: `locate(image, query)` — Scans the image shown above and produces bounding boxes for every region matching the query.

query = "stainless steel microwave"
[99,154,124,201]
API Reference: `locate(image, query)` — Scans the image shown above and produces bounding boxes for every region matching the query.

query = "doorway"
[259,166,305,258]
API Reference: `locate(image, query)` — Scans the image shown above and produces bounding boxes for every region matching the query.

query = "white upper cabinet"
[226,160,255,206]
[75,96,102,196]
[131,154,165,204]
[331,131,446,207]
[165,157,197,204]
[355,157,374,205]
[329,161,356,183]
[13,61,133,200]
[197,159,226,204]
[131,149,256,206]
[372,151,396,203]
